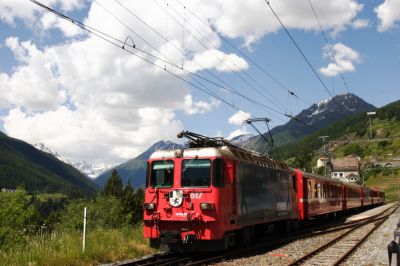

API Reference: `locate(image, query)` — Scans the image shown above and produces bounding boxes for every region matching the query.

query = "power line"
[307,0,357,110]
[29,0,290,124]
[264,0,334,100]
[110,0,321,125]
[154,0,288,114]
[92,0,176,66]
[110,0,286,118]
[175,0,313,108]
[30,0,320,130]
[98,0,289,120]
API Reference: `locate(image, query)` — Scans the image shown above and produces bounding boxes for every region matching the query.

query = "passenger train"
[143,131,385,252]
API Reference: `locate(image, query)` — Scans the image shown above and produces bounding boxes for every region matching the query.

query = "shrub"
[58,196,127,231]
[378,140,391,148]
[344,144,364,157]
[0,189,39,249]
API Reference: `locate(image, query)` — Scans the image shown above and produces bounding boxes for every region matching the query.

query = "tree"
[58,196,126,230]
[102,169,123,199]
[132,188,144,224]
[344,144,364,157]
[122,179,136,223]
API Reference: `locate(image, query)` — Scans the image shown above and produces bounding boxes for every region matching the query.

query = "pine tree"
[102,169,123,199]
[122,179,135,222]
[132,187,144,223]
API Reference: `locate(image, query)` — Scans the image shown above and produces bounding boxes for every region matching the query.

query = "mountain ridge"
[94,140,183,188]
[244,93,376,151]
[34,143,112,179]
[0,133,99,197]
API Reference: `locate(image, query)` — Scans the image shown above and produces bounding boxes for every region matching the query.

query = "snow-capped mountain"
[297,93,373,127]
[34,143,111,179]
[229,134,254,147]
[34,143,68,163]
[72,161,112,179]
[243,93,376,151]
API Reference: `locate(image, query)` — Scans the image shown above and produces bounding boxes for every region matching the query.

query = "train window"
[314,183,318,198]
[213,159,225,187]
[308,181,312,199]
[182,159,211,187]
[150,160,174,188]
[292,175,297,192]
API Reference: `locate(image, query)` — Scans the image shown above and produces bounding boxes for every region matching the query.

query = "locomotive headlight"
[200,203,213,210]
[145,203,156,210]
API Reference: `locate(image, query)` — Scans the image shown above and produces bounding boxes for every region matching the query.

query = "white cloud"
[0,1,233,164]
[0,0,86,26]
[183,95,220,115]
[227,127,250,140]
[1,37,66,111]
[194,0,363,47]
[352,19,369,29]
[319,43,361,77]
[185,49,249,73]
[4,107,183,163]
[375,0,400,32]
[40,13,85,37]
[1,0,363,47]
[228,110,251,126]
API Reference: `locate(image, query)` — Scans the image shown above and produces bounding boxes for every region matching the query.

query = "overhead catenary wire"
[29,0,291,124]
[264,0,334,100]
[109,0,245,107]
[97,0,288,121]
[30,0,323,132]
[175,0,313,108]
[168,0,313,116]
[104,0,298,122]
[109,0,325,128]
[307,0,357,110]
[153,0,288,114]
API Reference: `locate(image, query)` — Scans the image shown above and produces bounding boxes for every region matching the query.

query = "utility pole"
[367,112,376,140]
[318,136,329,177]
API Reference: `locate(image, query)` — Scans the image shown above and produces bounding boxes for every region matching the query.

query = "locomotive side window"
[150,160,174,188]
[182,159,211,187]
[213,159,225,187]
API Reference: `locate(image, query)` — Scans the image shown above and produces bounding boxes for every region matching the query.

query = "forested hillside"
[0,132,99,198]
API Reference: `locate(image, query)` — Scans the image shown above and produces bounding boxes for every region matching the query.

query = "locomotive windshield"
[150,160,174,188]
[181,159,211,187]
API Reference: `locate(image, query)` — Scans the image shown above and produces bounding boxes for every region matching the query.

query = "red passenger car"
[294,169,344,220]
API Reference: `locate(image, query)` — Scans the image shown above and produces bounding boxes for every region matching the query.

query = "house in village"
[331,155,360,183]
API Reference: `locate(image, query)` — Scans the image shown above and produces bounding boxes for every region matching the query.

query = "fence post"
[82,207,87,253]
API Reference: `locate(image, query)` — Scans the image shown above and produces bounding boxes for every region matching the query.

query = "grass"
[0,224,156,266]
[364,168,400,201]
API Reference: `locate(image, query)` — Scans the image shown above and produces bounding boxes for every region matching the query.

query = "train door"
[290,172,300,220]
[222,159,236,224]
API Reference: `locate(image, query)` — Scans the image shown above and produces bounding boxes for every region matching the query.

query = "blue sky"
[0,0,399,165]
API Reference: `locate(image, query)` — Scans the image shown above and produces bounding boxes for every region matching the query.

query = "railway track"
[114,204,397,266]
[288,205,398,266]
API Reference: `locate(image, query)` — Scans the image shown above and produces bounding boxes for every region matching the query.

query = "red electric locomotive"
[143,131,385,252]
[143,131,298,251]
